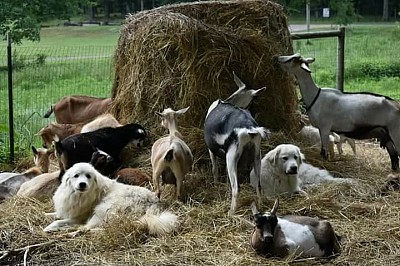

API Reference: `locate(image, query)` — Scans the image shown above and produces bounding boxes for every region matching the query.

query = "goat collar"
[305,88,321,112]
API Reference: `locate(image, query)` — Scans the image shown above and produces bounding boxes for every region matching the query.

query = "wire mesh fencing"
[0,45,115,161]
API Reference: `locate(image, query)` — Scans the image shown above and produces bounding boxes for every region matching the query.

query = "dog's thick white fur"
[43,163,179,235]
[250,144,353,197]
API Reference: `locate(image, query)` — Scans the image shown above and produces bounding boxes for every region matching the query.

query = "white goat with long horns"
[278,53,400,169]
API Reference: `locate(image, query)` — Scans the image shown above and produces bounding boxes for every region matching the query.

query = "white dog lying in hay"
[44,163,179,235]
[250,144,354,196]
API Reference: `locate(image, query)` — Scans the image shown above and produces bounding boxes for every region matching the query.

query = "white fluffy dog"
[250,144,353,197]
[44,163,179,235]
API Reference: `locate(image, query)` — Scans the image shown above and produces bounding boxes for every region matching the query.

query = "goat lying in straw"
[250,199,341,258]
[204,72,268,215]
[299,125,356,159]
[278,53,400,170]
[0,146,53,200]
[151,107,193,200]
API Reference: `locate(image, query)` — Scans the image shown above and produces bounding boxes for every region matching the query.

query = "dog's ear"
[297,147,305,164]
[266,146,279,166]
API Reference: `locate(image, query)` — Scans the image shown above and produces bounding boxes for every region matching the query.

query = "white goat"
[299,125,356,158]
[204,73,269,215]
[250,199,341,258]
[80,113,122,133]
[278,53,400,169]
[151,107,193,200]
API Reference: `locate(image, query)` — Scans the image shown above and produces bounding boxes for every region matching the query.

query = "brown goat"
[114,168,150,186]
[38,122,83,148]
[44,95,112,124]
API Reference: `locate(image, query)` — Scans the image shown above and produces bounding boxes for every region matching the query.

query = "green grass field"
[0,23,399,163]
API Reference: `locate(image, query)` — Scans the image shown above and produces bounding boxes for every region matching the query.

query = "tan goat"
[17,171,60,200]
[151,107,193,200]
[80,113,122,133]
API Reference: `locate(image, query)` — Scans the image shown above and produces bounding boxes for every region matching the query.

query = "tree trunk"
[382,0,389,21]
[140,0,144,11]
[104,1,111,21]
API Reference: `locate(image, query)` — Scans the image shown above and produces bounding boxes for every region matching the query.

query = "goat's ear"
[300,62,312,73]
[252,87,266,97]
[31,145,38,155]
[176,106,190,115]
[271,198,279,215]
[233,71,246,90]
[251,202,259,216]
[304,57,315,64]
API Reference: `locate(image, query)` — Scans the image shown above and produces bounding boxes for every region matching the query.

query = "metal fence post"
[336,27,345,91]
[6,32,14,162]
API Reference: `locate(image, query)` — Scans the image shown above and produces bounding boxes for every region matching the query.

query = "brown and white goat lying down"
[250,199,341,258]
[0,146,53,200]
[151,107,193,200]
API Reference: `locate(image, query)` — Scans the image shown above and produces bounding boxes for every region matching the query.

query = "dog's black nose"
[288,165,298,174]
[78,182,87,190]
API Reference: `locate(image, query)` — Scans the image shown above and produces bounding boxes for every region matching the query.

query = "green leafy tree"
[330,0,356,26]
[0,0,87,44]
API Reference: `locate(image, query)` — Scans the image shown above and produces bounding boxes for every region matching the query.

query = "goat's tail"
[44,105,54,118]
[248,127,270,140]
[139,205,180,236]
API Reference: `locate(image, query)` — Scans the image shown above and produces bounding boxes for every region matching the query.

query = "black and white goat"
[54,123,147,177]
[250,199,341,258]
[204,73,268,215]
[278,53,400,169]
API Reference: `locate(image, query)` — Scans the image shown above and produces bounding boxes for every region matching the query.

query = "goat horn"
[271,198,279,215]
[251,202,259,215]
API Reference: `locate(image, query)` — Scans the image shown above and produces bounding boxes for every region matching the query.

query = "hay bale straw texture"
[111,0,297,148]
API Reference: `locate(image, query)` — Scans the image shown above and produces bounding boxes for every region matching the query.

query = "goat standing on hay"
[250,199,341,258]
[204,73,269,215]
[151,107,193,200]
[278,53,400,169]
[0,146,53,200]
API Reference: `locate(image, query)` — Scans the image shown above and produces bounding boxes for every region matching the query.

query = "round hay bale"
[111,0,298,161]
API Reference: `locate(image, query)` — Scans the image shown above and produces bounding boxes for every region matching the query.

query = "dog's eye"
[73,174,79,178]
[294,155,298,160]
[282,156,288,161]
[86,174,91,179]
